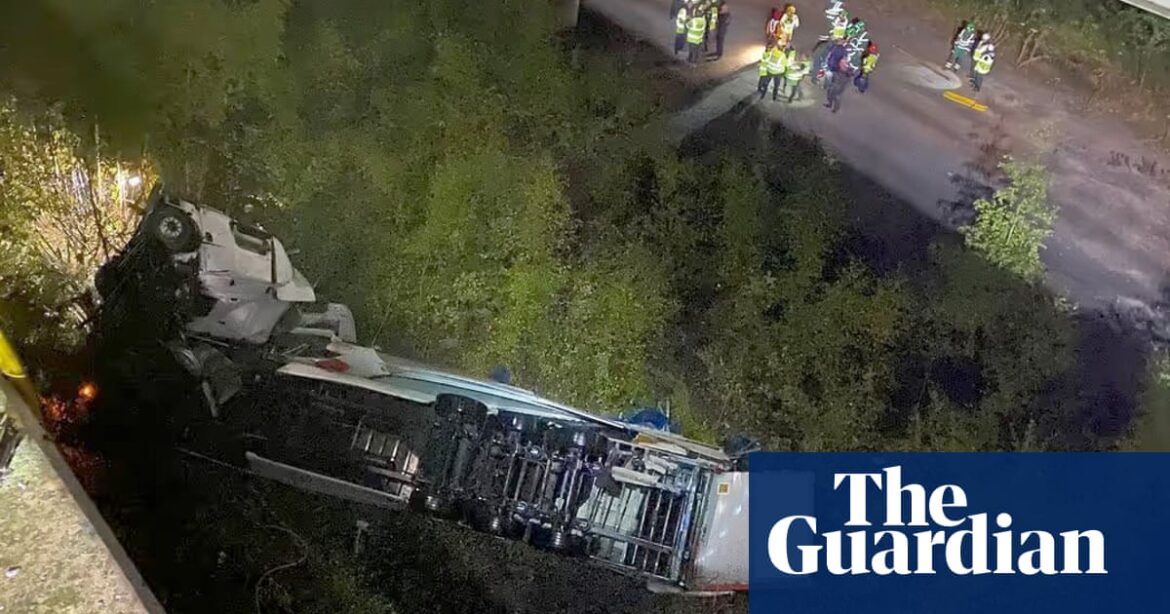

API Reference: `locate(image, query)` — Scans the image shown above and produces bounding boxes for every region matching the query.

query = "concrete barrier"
[0,379,164,614]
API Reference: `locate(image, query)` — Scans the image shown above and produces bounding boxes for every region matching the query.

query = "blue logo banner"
[748,453,1170,613]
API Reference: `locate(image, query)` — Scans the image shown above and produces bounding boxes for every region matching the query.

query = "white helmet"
[981,33,991,41]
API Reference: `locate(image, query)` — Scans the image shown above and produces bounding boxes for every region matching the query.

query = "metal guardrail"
[1120,0,1170,20]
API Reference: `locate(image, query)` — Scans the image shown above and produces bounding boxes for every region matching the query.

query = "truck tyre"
[148,207,199,252]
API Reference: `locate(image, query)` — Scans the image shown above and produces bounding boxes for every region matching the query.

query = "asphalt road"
[586,0,1170,314]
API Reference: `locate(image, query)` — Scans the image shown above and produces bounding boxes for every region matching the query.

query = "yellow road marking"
[943,90,988,112]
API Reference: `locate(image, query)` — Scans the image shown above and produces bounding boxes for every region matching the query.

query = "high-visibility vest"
[862,53,879,74]
[785,62,808,82]
[759,50,771,76]
[765,48,787,75]
[830,16,848,40]
[974,51,994,74]
[784,48,798,68]
[708,6,718,30]
[780,14,799,36]
[687,16,707,44]
[955,28,976,50]
[676,9,687,34]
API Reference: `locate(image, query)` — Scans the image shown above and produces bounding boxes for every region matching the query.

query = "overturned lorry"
[95,187,750,593]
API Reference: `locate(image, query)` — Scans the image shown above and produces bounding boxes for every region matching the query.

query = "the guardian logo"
[768,466,1107,576]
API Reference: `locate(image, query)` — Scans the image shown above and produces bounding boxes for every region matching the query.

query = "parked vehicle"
[95,187,750,593]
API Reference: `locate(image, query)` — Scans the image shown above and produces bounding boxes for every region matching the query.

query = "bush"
[960,159,1055,282]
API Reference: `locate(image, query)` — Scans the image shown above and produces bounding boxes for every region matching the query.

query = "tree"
[0,0,288,198]
[959,159,1055,282]
[0,102,152,345]
[1117,9,1170,89]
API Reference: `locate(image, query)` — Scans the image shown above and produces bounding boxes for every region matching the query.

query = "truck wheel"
[148,207,198,252]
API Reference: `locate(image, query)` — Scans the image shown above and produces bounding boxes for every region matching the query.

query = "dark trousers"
[715,22,729,58]
[972,71,986,92]
[826,73,848,112]
[855,73,870,94]
[675,33,686,55]
[759,75,781,99]
[688,42,702,64]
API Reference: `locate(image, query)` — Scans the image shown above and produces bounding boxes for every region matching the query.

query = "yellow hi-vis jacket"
[683,15,702,44]
[687,16,707,44]
[974,51,995,75]
[707,5,718,30]
[785,61,809,82]
[830,15,848,39]
[676,9,687,34]
[862,52,879,74]
[765,48,787,75]
[784,48,798,69]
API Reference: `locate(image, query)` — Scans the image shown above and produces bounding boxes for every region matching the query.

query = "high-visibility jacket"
[676,9,687,34]
[830,14,848,39]
[954,27,977,50]
[687,16,707,44]
[784,48,798,68]
[780,14,799,36]
[759,49,771,76]
[974,51,995,75]
[784,61,808,82]
[862,52,879,74]
[707,5,718,30]
[973,42,992,58]
[765,47,787,75]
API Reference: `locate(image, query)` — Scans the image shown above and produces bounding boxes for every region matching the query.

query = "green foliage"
[928,0,1170,92]
[960,159,1055,282]
[0,0,287,168]
[0,0,1104,457]
[0,102,152,347]
[1129,352,1170,451]
[912,243,1077,449]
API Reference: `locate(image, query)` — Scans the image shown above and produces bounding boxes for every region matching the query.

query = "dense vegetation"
[0,0,1148,448]
[0,0,1165,610]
